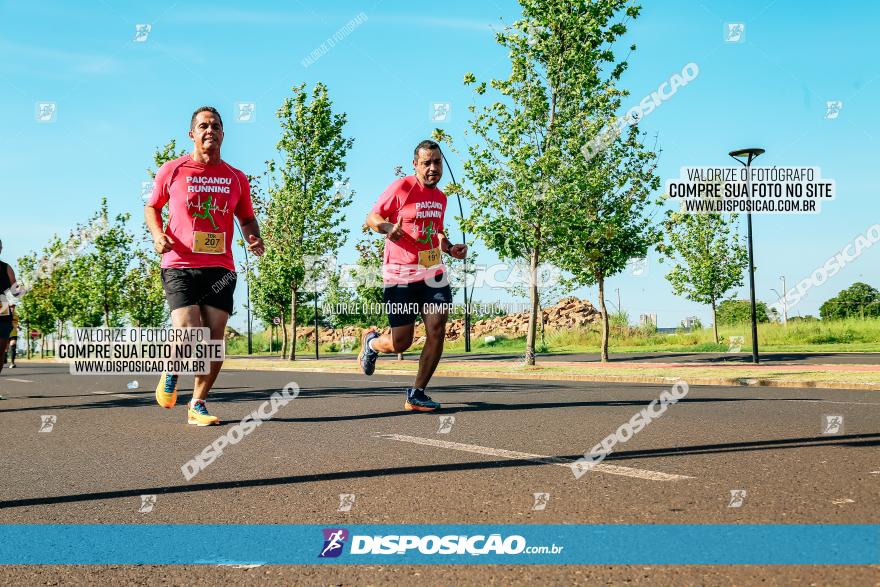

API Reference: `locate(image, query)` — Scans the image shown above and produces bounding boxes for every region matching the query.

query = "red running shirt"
[147,155,254,271]
[370,176,447,284]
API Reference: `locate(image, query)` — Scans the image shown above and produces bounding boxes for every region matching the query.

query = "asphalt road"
[1,363,878,584]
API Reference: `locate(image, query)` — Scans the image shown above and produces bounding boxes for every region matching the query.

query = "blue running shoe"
[404,388,440,412]
[359,328,380,376]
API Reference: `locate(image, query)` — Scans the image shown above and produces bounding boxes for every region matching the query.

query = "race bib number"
[418,247,441,269]
[192,232,225,254]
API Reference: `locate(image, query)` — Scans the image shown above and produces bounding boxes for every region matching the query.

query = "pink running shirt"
[147,155,254,271]
[371,176,447,285]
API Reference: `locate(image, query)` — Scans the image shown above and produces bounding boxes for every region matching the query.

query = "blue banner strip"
[0,525,876,565]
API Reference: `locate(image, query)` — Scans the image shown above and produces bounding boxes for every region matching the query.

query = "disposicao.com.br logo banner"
[0,525,877,565]
[318,527,562,559]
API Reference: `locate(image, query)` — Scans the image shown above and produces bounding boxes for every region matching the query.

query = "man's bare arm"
[144,205,174,254]
[238,217,265,256]
[437,231,467,259]
[367,212,405,242]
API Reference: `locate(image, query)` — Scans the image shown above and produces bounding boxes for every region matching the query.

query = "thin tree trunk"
[280,306,288,357]
[711,298,719,344]
[524,244,540,366]
[598,274,609,362]
[540,304,545,350]
[288,284,297,361]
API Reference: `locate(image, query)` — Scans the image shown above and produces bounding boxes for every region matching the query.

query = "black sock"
[407,387,423,398]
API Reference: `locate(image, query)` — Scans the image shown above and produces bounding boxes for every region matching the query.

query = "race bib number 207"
[192,231,225,254]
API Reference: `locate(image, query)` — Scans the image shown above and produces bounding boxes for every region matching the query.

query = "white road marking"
[91,391,137,399]
[5,378,33,383]
[795,399,880,406]
[375,433,693,482]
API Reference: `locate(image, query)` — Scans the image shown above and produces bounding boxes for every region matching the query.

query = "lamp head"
[729,148,765,165]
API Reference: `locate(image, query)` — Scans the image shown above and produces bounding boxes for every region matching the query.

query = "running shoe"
[187,400,220,426]
[404,388,440,412]
[359,328,380,376]
[155,372,178,409]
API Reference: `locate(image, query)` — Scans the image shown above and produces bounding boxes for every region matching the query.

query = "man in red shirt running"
[145,106,264,426]
[360,140,467,411]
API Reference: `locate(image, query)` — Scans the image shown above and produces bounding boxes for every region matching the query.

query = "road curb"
[223,361,880,391]
[19,359,878,391]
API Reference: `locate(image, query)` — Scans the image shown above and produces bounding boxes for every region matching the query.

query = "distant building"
[681,316,700,330]
[639,313,657,328]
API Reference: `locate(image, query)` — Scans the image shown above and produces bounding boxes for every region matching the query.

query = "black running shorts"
[382,273,453,328]
[160,267,237,315]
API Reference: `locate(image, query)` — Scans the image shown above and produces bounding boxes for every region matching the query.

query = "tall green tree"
[43,235,82,332]
[322,267,360,328]
[250,252,293,353]
[14,216,110,336]
[349,225,387,328]
[255,82,353,360]
[245,171,292,352]
[717,299,770,325]
[525,0,662,362]
[457,0,642,364]
[13,253,57,342]
[124,251,168,326]
[556,130,661,361]
[127,140,187,327]
[820,282,880,320]
[148,139,186,180]
[75,197,132,327]
[662,213,748,343]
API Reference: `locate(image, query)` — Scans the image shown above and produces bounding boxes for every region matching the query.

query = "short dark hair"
[191,106,223,129]
[413,139,441,160]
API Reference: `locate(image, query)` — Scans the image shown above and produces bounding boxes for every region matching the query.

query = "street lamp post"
[771,288,784,323]
[779,276,788,324]
[729,148,765,364]
[245,258,253,355]
[314,292,320,361]
[439,150,471,352]
[234,225,253,355]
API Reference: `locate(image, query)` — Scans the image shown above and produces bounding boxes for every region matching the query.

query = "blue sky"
[2,0,878,330]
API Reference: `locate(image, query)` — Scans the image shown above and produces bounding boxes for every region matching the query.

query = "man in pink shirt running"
[145,106,264,426]
[360,140,467,411]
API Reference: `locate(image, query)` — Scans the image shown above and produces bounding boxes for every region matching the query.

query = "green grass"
[225,328,359,356]
[226,317,880,356]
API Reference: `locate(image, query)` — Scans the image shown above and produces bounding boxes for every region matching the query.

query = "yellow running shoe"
[155,372,178,409]
[188,400,220,426]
